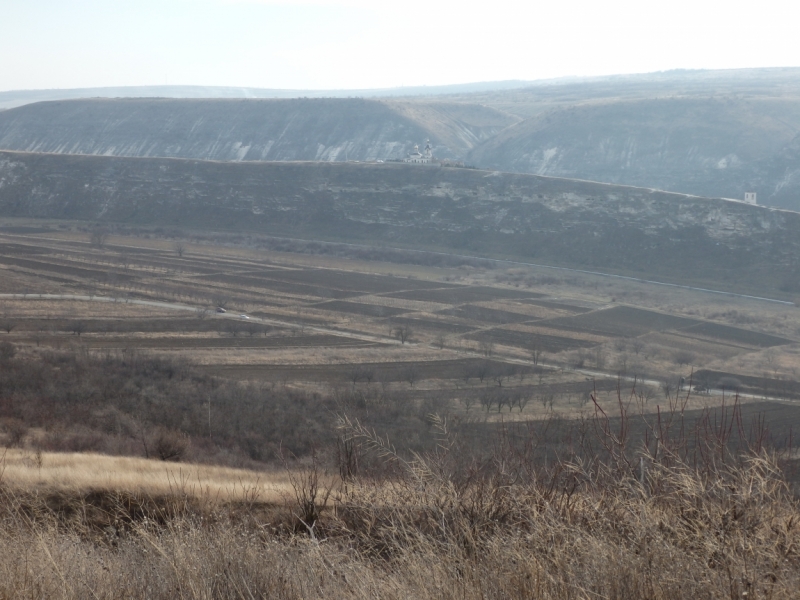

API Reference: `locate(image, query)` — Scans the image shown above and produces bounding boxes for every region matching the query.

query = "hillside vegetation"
[1,151,799,298]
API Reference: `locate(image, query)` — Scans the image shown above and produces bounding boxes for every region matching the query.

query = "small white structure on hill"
[404,140,433,164]
[744,192,757,205]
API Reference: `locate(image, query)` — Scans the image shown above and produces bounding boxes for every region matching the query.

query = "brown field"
[1,220,800,598]
[682,321,792,347]
[386,285,544,304]
[0,220,798,404]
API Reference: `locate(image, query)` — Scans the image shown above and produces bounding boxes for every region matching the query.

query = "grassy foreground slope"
[1,398,798,599]
[1,151,799,298]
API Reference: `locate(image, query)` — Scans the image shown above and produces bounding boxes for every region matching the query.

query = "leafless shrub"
[674,349,696,368]
[282,448,334,537]
[152,428,189,461]
[69,321,86,336]
[0,418,27,447]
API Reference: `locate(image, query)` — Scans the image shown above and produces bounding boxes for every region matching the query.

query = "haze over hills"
[1,68,800,209]
[0,81,534,111]
[1,150,798,299]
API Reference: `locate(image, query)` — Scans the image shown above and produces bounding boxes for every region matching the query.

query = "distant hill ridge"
[0,97,516,164]
[2,68,800,209]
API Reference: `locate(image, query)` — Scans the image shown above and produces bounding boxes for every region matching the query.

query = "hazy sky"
[2,0,799,92]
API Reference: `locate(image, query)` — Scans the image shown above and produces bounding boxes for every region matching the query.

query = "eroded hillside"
[1,151,798,297]
[467,97,800,209]
[0,98,515,163]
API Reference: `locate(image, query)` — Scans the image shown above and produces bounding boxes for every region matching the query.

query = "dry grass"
[0,298,183,319]
[0,432,798,599]
[0,449,294,503]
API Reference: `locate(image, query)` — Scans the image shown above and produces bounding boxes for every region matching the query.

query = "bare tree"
[528,343,543,365]
[349,366,363,388]
[673,350,695,368]
[495,391,509,412]
[89,227,109,248]
[117,252,131,270]
[401,363,419,387]
[480,389,495,412]
[70,321,86,336]
[212,296,230,310]
[479,339,494,357]
[393,324,412,344]
[361,367,375,384]
[475,360,492,383]
[0,320,14,334]
[173,241,186,257]
[493,364,516,388]
[434,333,447,349]
[594,347,606,369]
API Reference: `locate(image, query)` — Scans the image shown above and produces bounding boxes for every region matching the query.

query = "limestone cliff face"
[1,151,797,296]
[0,98,515,163]
[466,97,800,209]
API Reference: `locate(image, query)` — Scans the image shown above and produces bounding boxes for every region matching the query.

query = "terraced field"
[0,221,798,414]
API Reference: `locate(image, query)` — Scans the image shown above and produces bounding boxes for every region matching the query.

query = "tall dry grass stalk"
[0,391,798,598]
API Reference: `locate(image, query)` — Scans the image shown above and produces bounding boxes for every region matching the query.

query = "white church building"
[404,140,433,164]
